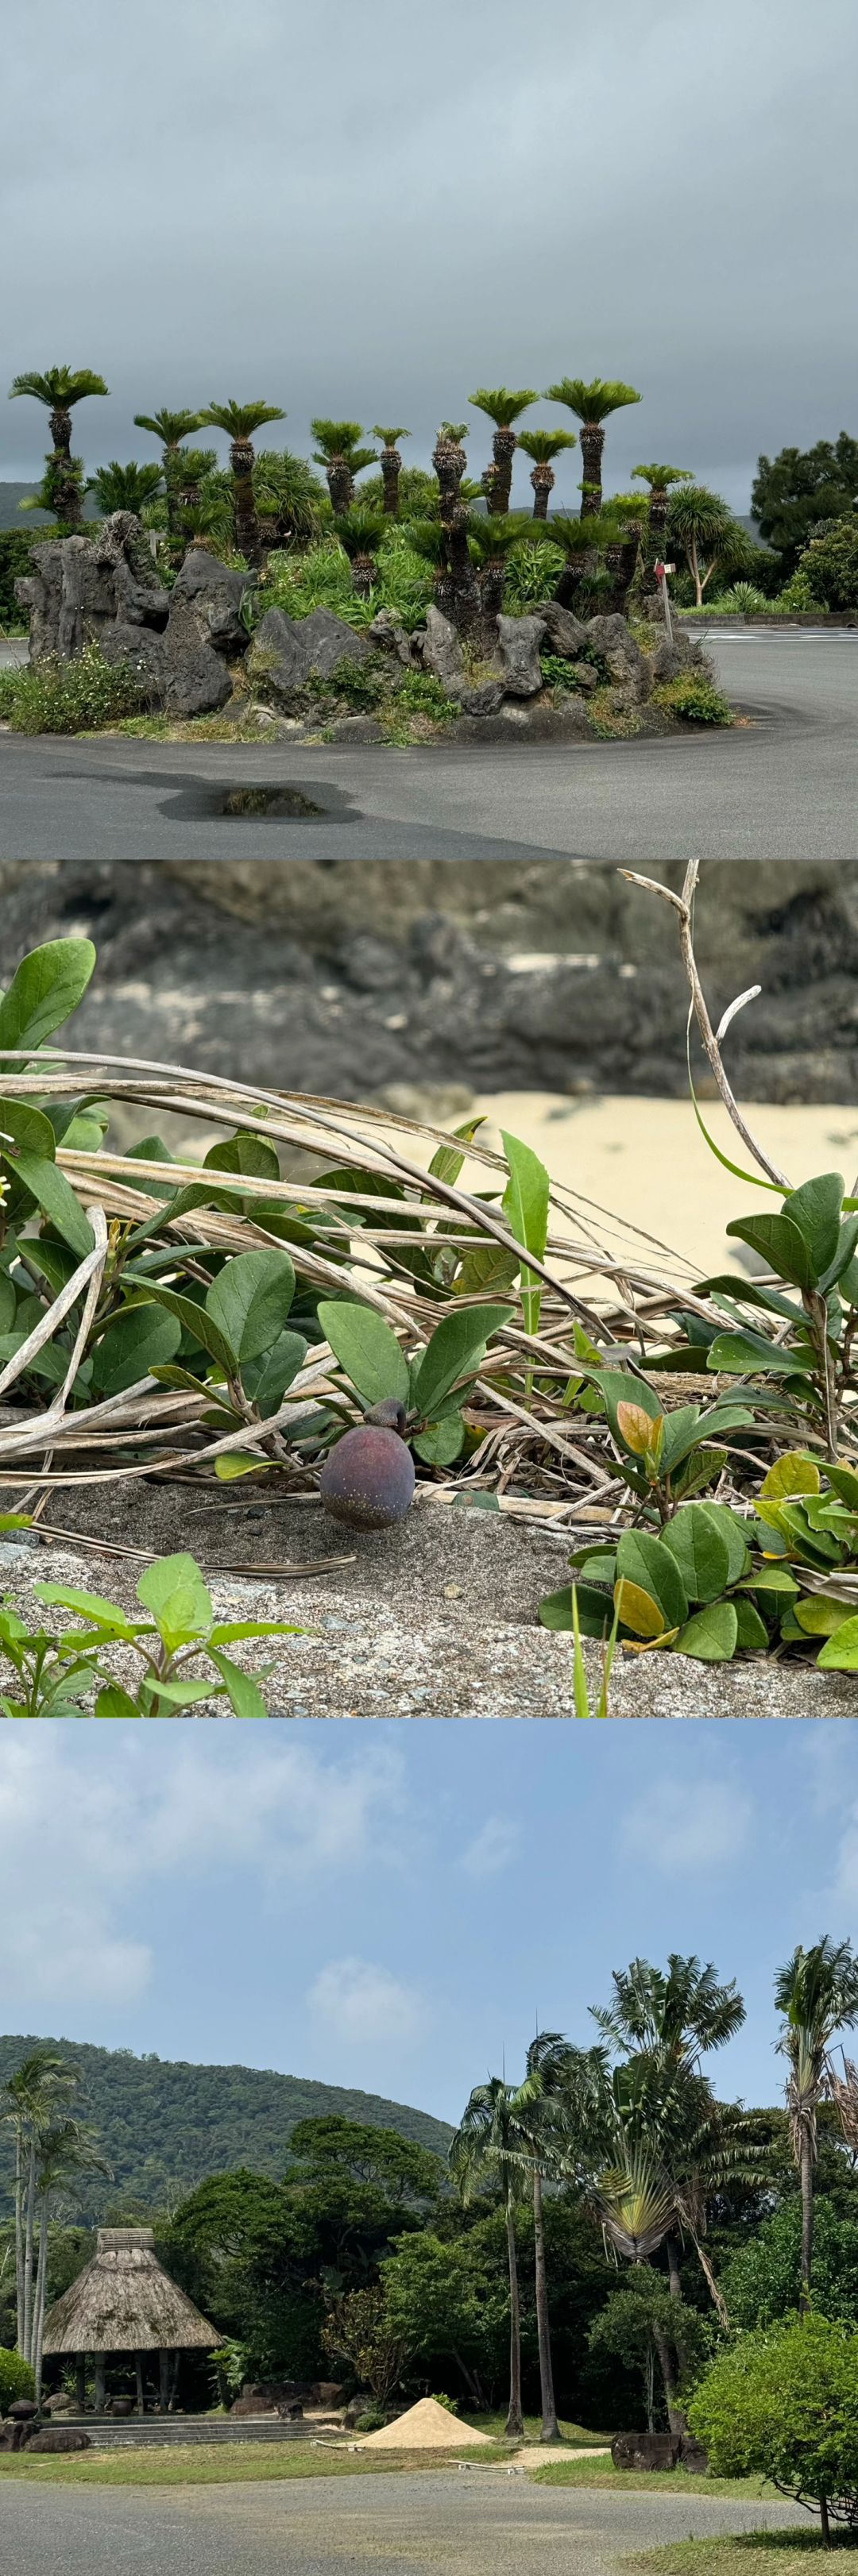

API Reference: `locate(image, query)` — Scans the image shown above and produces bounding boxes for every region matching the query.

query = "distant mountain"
[0,484,100,530]
[0,2035,453,2222]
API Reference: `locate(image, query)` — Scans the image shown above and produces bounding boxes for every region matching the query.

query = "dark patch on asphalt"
[157,776,360,825]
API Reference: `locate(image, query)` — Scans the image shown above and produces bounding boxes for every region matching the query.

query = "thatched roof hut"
[42,2228,220,2360]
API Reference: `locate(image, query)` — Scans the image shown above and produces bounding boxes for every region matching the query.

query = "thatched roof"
[41,2229,221,2355]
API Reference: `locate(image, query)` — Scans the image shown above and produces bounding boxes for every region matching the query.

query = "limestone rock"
[459,680,505,715]
[612,2432,680,2473]
[163,602,234,718]
[170,548,249,654]
[566,661,598,692]
[497,612,546,696]
[248,604,371,704]
[420,605,466,696]
[25,2427,91,2455]
[585,613,648,698]
[368,608,415,665]
[534,600,589,657]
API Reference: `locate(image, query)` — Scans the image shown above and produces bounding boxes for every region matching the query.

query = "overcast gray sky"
[4,0,857,510]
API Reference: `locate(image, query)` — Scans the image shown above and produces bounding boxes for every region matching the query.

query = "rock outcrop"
[247,605,371,704]
[15,520,255,718]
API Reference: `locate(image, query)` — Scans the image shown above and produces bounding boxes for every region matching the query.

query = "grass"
[0,2439,508,2487]
[621,2534,858,2575]
[533,2455,777,2499]
[460,2410,609,2445]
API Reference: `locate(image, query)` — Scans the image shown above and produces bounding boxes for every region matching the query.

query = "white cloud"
[461,1816,519,1879]
[620,1777,752,1875]
[306,1957,428,2047]
[0,1733,404,2015]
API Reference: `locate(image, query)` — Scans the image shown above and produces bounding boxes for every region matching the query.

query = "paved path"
[1,634,856,866]
[0,2470,810,2576]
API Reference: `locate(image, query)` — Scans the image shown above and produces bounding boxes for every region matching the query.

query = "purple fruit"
[319,1425,415,1529]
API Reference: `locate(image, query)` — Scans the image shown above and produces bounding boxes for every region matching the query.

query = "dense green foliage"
[752,435,858,573]
[801,516,858,611]
[690,2315,858,2531]
[0,2038,453,2223]
[0,643,145,733]
[723,2200,858,2332]
[0,2347,36,2409]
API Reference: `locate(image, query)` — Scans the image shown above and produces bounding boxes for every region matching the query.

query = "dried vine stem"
[620,859,791,1190]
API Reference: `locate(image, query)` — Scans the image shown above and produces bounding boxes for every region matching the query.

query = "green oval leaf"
[317,1300,410,1407]
[615,1529,690,1629]
[412,1303,512,1420]
[659,1503,732,1605]
[676,1601,740,1661]
[0,937,96,1054]
[206,1248,296,1367]
[89,1303,183,1397]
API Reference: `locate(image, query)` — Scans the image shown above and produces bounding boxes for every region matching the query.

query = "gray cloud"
[4,0,857,509]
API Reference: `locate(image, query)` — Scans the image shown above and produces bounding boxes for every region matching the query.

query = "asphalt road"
[0,634,856,866]
[0,2471,810,2576]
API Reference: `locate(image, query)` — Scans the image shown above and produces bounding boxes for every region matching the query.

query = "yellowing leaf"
[617,1402,665,1462]
[621,1627,680,1656]
[613,1577,667,1639]
[759,1452,821,1502]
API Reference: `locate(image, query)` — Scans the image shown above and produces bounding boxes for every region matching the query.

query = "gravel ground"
[0,2470,810,2576]
[2,1510,856,1718]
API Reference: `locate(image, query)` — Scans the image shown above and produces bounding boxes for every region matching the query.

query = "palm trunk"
[33,2196,49,2404]
[533,2169,559,2442]
[381,451,400,516]
[352,554,377,599]
[14,2132,25,2357]
[230,441,261,568]
[692,2234,730,2331]
[504,2197,524,2439]
[23,2139,37,2364]
[488,426,516,515]
[799,2134,814,2318]
[653,2327,684,2437]
[327,460,354,515]
[579,423,605,519]
[48,407,83,530]
[688,538,703,608]
[665,2234,682,2300]
[479,558,505,623]
[164,450,184,563]
[531,465,554,521]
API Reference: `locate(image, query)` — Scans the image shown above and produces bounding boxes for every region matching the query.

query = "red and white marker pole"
[654,561,674,643]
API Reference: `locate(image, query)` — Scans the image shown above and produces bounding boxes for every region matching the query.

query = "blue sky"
[3,1722,856,2128]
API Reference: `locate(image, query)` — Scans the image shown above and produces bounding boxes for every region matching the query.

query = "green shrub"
[261,539,372,628]
[778,569,815,611]
[0,644,147,735]
[654,669,733,725]
[689,2313,858,2536]
[324,656,389,710]
[801,516,858,610]
[540,651,586,692]
[430,2391,459,2413]
[354,2408,388,2431]
[0,527,58,628]
[502,537,566,612]
[711,583,770,614]
[0,2347,35,2412]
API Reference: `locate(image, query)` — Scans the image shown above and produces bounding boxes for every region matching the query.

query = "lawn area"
[461,2411,611,2446]
[622,2534,858,2574]
[534,2455,777,2500]
[0,2439,508,2488]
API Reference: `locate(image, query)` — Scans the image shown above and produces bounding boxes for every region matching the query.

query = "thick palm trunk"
[487,426,516,515]
[533,2169,560,2442]
[579,423,605,519]
[799,2134,814,2316]
[352,553,377,599]
[14,2134,25,2357]
[230,439,261,567]
[23,2140,37,2364]
[164,449,184,561]
[654,2327,684,2437]
[478,557,505,623]
[381,450,401,515]
[504,2199,524,2439]
[48,406,83,528]
[327,459,354,515]
[665,2234,682,2300]
[434,430,480,634]
[531,465,554,520]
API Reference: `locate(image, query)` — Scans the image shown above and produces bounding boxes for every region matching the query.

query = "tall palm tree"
[431,426,480,631]
[199,400,285,565]
[311,420,378,516]
[373,426,410,516]
[31,2118,111,2404]
[517,429,577,520]
[631,463,693,551]
[87,461,164,518]
[450,2075,531,2437]
[543,378,641,518]
[0,2050,80,2360]
[468,389,538,514]
[133,408,203,558]
[10,365,110,529]
[333,507,385,599]
[775,1938,858,2315]
[518,2034,581,2443]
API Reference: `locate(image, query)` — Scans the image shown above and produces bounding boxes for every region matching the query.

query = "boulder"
[163,602,233,718]
[584,613,649,699]
[25,2427,91,2454]
[651,632,704,682]
[99,623,167,704]
[247,604,371,704]
[367,608,415,665]
[7,2399,38,2420]
[170,548,249,654]
[420,605,466,696]
[566,661,598,692]
[459,680,505,716]
[534,600,589,657]
[497,612,546,696]
[95,514,169,629]
[612,2432,680,2472]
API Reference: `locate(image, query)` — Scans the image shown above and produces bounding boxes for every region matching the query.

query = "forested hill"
[0,2035,453,2221]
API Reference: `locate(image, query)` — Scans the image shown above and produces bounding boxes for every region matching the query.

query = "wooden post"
[94,2355,106,2412]
[135,2354,145,2416]
[75,2357,86,2414]
[159,2350,170,2414]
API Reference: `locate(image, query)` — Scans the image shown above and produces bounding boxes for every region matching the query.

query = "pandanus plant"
[133,408,204,558]
[543,377,642,517]
[311,419,377,515]
[468,387,537,513]
[199,400,286,565]
[517,427,578,519]
[10,364,110,529]
[373,425,410,515]
[334,506,385,598]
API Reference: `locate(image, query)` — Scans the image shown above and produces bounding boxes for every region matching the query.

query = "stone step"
[48,2414,342,2451]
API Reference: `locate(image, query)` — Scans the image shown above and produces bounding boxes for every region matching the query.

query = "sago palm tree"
[10,364,110,529]
[430,426,480,631]
[543,377,641,517]
[199,400,285,565]
[546,508,624,610]
[468,388,538,514]
[775,1937,858,2314]
[254,449,327,550]
[631,462,693,549]
[133,407,203,557]
[87,460,164,518]
[334,507,386,599]
[465,510,533,622]
[373,426,411,517]
[517,428,577,519]
[311,420,378,516]
[449,2075,531,2438]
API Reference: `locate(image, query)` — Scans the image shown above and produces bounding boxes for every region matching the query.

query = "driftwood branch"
[620,860,791,1190]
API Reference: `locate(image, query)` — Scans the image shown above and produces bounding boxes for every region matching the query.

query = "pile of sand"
[360,2398,493,2450]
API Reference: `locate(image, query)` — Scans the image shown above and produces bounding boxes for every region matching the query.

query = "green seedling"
[30,1553,306,1718]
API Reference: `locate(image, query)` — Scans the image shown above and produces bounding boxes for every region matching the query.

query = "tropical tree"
[10,365,109,529]
[631,462,694,550]
[31,2119,110,2402]
[593,1953,746,2073]
[87,461,165,518]
[333,507,386,599]
[449,2076,531,2436]
[775,1938,858,2315]
[664,483,750,606]
[0,2049,81,2361]
[465,511,533,622]
[468,389,538,514]
[592,1954,748,2324]
[133,408,203,557]
[517,429,577,520]
[311,421,377,516]
[543,379,641,518]
[373,427,410,517]
[199,400,286,565]
[430,426,480,630]
[544,509,624,610]
[516,2034,583,2444]
[253,449,327,550]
